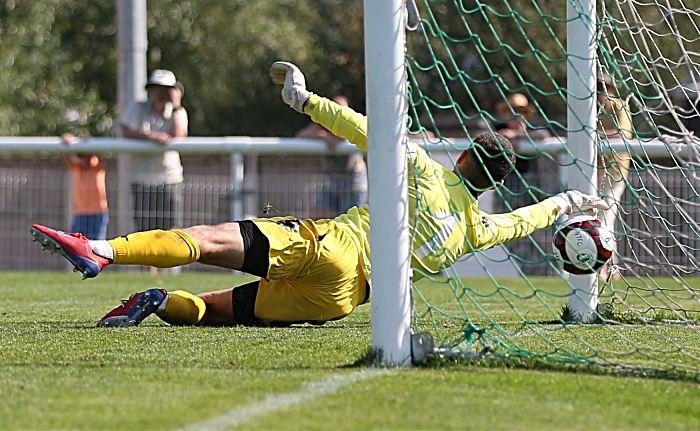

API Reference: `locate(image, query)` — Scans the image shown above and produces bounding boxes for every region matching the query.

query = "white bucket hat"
[145,69,184,95]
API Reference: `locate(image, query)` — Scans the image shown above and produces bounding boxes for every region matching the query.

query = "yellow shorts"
[250,217,368,325]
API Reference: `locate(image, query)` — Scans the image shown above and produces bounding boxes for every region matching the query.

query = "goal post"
[365,0,412,366]
[566,0,599,322]
[371,0,700,376]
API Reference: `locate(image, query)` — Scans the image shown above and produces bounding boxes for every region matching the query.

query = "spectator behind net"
[596,74,633,280]
[295,95,368,218]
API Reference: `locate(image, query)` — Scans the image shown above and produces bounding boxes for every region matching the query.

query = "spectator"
[295,95,368,218]
[674,73,700,135]
[60,133,109,240]
[493,93,551,141]
[493,93,553,206]
[492,93,555,274]
[118,69,187,274]
[597,74,634,280]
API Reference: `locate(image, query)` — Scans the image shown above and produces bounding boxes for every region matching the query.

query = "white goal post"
[365,0,609,364]
[566,0,600,322]
[364,0,413,366]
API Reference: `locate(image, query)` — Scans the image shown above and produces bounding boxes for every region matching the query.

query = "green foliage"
[1,0,696,137]
[0,0,107,136]
[146,0,366,136]
[51,0,117,135]
[0,0,366,137]
[407,0,568,129]
[408,0,699,137]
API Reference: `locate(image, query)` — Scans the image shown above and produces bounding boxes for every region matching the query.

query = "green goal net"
[405,0,700,377]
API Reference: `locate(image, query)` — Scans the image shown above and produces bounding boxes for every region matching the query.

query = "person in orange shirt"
[61,134,109,240]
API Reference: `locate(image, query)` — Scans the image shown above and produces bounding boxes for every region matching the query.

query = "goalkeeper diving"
[29,62,609,328]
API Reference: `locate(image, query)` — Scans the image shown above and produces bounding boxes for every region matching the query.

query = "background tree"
[0,0,107,136]
[0,0,366,137]
[147,0,365,136]
[3,0,684,138]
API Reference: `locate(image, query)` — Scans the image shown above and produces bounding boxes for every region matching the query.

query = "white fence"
[1,136,362,273]
[0,136,696,275]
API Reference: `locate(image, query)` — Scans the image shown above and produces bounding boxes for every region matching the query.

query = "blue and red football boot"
[30,224,112,279]
[97,288,168,327]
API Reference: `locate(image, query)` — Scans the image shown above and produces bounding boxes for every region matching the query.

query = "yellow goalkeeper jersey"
[304,94,560,281]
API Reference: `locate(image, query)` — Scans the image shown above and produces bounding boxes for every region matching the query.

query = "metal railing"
[1,136,696,275]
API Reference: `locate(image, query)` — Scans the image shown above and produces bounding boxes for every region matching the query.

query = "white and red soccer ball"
[552,215,614,275]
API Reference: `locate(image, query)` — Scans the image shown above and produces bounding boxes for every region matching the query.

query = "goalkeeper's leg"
[155,276,368,328]
[30,222,252,278]
[97,282,264,327]
[107,223,247,270]
[156,283,264,326]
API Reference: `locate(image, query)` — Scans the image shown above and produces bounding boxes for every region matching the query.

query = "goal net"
[404,0,700,377]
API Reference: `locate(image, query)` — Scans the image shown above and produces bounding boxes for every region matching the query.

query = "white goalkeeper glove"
[549,190,610,218]
[270,61,312,113]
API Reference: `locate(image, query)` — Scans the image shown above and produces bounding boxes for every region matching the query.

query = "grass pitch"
[1,271,699,430]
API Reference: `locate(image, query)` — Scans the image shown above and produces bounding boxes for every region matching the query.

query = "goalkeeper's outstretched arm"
[270,61,369,151]
[478,191,611,250]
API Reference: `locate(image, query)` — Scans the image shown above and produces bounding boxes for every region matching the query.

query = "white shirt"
[118,101,186,184]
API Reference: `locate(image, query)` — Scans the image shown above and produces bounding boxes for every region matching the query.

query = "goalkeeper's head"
[455,132,515,192]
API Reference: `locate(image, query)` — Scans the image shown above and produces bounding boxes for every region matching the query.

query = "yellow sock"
[108,229,200,267]
[156,290,207,325]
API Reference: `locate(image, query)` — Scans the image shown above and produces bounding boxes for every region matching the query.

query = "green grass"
[412,276,700,374]
[1,271,700,430]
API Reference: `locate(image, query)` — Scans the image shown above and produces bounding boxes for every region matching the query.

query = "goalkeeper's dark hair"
[469,132,516,188]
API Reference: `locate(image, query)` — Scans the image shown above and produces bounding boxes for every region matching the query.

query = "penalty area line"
[177,368,391,431]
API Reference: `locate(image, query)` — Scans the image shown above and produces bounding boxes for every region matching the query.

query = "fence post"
[230,151,244,221]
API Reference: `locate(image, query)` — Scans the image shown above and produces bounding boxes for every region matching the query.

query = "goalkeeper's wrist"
[301,93,322,114]
[547,193,571,217]
[297,90,313,113]
[289,87,312,113]
[300,94,312,113]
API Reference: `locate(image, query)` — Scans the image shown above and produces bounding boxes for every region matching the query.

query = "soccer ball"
[552,215,614,275]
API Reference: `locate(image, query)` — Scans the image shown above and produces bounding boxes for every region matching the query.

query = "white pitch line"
[177,369,391,431]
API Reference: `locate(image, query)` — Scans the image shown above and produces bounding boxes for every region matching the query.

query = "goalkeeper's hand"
[549,190,610,218]
[270,61,312,113]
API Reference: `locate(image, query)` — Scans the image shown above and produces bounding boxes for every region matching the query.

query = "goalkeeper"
[30,61,608,328]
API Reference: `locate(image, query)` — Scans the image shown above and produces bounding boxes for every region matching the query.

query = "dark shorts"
[70,213,109,240]
[131,183,183,231]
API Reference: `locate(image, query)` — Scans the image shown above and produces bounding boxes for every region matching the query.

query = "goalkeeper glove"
[549,190,610,218]
[270,61,312,113]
